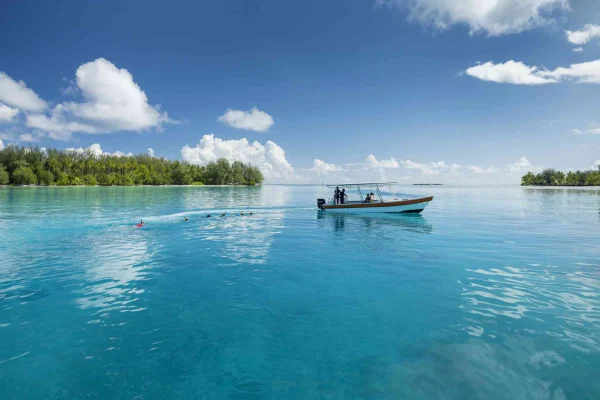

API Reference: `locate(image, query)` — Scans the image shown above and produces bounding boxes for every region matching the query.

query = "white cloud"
[466,59,600,85]
[17,133,39,142]
[26,58,172,140]
[0,139,4,150]
[570,128,600,135]
[181,134,293,181]
[312,159,343,174]
[112,151,134,157]
[0,103,20,122]
[147,148,155,157]
[217,107,274,132]
[26,112,97,140]
[537,60,600,84]
[467,165,499,174]
[0,130,44,143]
[572,47,583,53]
[577,128,600,135]
[508,156,542,174]
[400,159,455,175]
[465,61,556,85]
[365,154,400,168]
[0,72,48,112]
[377,0,569,36]
[564,24,600,45]
[65,143,133,157]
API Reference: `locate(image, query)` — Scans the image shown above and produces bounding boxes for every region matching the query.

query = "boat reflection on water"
[317,212,433,234]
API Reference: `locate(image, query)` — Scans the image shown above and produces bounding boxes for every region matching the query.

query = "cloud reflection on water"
[75,230,151,316]
[459,264,600,353]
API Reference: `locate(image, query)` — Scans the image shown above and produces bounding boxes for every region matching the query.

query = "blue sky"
[1,0,599,183]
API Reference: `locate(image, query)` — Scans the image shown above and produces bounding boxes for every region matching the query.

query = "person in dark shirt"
[340,188,347,204]
[364,193,372,203]
[334,186,341,204]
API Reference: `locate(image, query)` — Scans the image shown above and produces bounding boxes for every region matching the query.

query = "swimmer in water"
[206,214,211,218]
[220,213,226,217]
[184,217,188,221]
[140,219,145,226]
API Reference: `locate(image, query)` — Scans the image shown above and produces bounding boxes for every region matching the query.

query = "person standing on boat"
[339,188,347,204]
[334,186,341,204]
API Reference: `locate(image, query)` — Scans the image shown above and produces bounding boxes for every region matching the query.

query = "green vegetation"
[521,167,600,186]
[0,145,263,186]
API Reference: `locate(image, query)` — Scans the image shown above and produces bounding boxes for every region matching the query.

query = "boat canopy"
[324,182,398,202]
[325,182,397,188]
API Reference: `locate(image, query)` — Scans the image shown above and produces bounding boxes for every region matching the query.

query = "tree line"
[521,167,600,186]
[0,146,263,186]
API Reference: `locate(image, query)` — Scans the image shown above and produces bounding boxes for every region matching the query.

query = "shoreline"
[0,184,262,188]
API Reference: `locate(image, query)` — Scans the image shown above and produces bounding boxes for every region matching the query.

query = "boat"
[317,182,433,214]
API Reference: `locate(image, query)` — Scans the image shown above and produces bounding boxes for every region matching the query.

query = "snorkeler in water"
[184,217,189,221]
[206,214,211,218]
[220,213,226,217]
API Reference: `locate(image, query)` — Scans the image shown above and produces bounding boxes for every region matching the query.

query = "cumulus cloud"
[0,72,48,112]
[466,59,600,85]
[465,61,556,85]
[537,60,600,84]
[65,143,133,157]
[312,159,343,174]
[400,159,453,175]
[564,24,600,45]
[365,154,400,168]
[147,148,156,157]
[181,134,293,180]
[0,129,44,143]
[26,112,97,140]
[0,139,4,150]
[377,0,569,36]
[572,47,583,53]
[217,107,274,132]
[0,103,20,122]
[25,58,172,140]
[508,156,542,174]
[467,165,499,174]
[17,133,39,143]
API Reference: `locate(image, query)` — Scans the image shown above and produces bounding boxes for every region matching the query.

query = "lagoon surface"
[1,185,599,399]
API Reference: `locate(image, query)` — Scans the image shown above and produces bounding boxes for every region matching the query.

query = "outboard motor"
[317,198,326,210]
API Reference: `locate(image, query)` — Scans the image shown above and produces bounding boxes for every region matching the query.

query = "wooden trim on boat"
[322,196,433,210]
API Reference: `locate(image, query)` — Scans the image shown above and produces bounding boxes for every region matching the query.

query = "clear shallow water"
[1,185,599,400]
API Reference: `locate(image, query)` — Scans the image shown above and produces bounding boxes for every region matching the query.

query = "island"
[0,146,263,186]
[521,167,600,186]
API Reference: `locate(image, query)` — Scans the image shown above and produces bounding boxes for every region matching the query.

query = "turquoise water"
[1,185,599,399]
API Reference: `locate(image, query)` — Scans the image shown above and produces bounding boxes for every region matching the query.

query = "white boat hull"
[319,196,433,214]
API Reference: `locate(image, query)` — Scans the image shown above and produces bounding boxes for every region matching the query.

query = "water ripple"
[460,264,600,353]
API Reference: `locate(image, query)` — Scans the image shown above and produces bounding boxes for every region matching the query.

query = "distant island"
[413,183,443,186]
[0,146,263,186]
[521,167,600,186]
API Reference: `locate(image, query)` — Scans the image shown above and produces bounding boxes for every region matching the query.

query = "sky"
[1,0,599,184]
